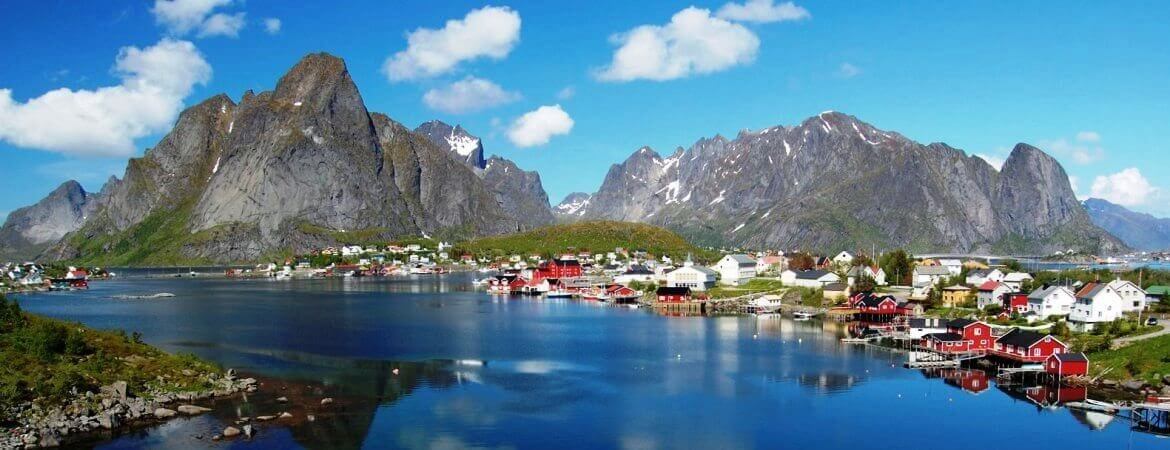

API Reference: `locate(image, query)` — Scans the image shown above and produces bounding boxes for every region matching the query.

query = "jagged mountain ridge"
[0,181,98,260]
[554,192,592,217]
[31,53,552,264]
[1084,198,1170,251]
[576,111,1124,254]
[414,120,487,169]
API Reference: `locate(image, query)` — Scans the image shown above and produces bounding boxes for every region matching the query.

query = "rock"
[279,412,293,419]
[223,426,241,438]
[39,432,60,447]
[153,408,178,419]
[97,412,118,430]
[320,398,334,406]
[1102,379,1118,387]
[176,405,212,415]
[1161,386,1170,396]
[1122,380,1147,392]
[256,415,276,421]
[243,424,254,438]
[226,369,236,381]
[307,414,315,422]
[212,434,222,441]
[181,369,196,377]
[276,396,288,403]
[1162,375,1170,386]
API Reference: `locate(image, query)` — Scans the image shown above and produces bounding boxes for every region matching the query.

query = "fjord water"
[13,274,1163,449]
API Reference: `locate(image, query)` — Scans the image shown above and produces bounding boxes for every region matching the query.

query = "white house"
[1069,282,1126,331]
[965,268,1005,287]
[938,259,963,276]
[1026,285,1076,318]
[665,263,718,291]
[912,265,951,286]
[1106,279,1147,312]
[715,254,757,285]
[614,266,656,285]
[780,270,841,288]
[1002,272,1034,291]
[832,251,854,267]
[846,265,887,287]
[341,245,365,257]
[908,318,950,339]
[976,280,1012,310]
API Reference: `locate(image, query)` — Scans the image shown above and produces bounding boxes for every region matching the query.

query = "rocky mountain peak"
[0,180,98,257]
[554,192,593,217]
[414,120,486,169]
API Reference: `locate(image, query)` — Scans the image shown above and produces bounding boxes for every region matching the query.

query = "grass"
[454,221,716,262]
[707,278,785,299]
[1089,333,1170,384]
[0,293,220,412]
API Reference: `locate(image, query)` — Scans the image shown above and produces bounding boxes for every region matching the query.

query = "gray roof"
[794,269,833,280]
[1028,285,1069,301]
[724,254,756,267]
[670,265,717,276]
[915,265,951,276]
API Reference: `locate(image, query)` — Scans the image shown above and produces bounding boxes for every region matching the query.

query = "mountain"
[1083,198,1170,251]
[28,53,552,265]
[576,111,1124,255]
[414,120,486,169]
[0,181,98,260]
[554,192,592,217]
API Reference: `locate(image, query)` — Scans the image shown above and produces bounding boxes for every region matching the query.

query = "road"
[1112,323,1169,349]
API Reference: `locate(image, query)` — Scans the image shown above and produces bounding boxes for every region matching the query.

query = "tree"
[854,274,876,293]
[879,250,913,286]
[854,254,875,269]
[788,252,815,271]
[1002,259,1023,272]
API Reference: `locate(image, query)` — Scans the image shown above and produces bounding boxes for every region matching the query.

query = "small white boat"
[792,311,815,320]
[546,289,573,298]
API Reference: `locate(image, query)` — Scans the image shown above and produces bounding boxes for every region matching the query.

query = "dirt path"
[1112,323,1169,348]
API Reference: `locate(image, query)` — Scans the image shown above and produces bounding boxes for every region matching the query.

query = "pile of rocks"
[1102,374,1170,397]
[2,370,257,449]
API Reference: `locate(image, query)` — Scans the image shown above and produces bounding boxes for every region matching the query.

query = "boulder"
[320,397,334,406]
[1122,380,1147,392]
[1162,374,1170,386]
[177,405,212,415]
[276,396,288,403]
[256,415,276,422]
[279,412,293,419]
[223,426,241,438]
[153,408,178,419]
[97,412,119,430]
[39,433,60,448]
[243,424,254,438]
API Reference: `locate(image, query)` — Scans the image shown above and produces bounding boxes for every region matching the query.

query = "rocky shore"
[2,369,257,449]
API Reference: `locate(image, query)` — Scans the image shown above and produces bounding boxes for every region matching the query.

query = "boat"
[742,295,783,314]
[792,311,815,320]
[546,289,573,298]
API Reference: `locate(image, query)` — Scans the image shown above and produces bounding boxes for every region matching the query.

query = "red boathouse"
[1046,352,1089,377]
[990,328,1068,363]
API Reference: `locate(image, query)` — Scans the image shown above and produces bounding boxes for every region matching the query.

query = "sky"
[1,0,1169,222]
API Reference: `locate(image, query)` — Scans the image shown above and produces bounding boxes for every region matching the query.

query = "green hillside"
[453,221,716,262]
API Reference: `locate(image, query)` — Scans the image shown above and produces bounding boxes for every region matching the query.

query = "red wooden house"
[533,258,584,281]
[656,286,692,303]
[1003,293,1029,314]
[1046,352,1089,377]
[990,328,1068,362]
[921,319,994,354]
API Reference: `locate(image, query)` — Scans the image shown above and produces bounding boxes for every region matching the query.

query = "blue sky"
[1,0,1169,221]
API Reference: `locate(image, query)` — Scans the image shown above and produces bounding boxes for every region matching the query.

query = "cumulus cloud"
[595,7,760,82]
[716,0,810,23]
[507,105,573,147]
[422,76,520,114]
[976,154,1005,171]
[152,0,245,38]
[1040,133,1106,165]
[382,6,521,82]
[836,62,861,78]
[1076,131,1100,143]
[0,39,212,157]
[556,86,575,100]
[263,17,282,35]
[1090,168,1157,206]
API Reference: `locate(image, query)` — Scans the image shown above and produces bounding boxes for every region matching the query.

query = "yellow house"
[941,285,972,307]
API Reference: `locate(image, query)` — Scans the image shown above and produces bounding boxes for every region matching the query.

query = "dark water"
[12,274,1166,449]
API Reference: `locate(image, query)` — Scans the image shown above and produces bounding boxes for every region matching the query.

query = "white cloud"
[836,62,860,78]
[263,17,282,35]
[596,7,760,82]
[716,0,810,23]
[1068,175,1085,200]
[507,105,574,147]
[197,12,245,38]
[152,0,245,38]
[422,76,520,114]
[382,6,521,82]
[1090,168,1157,207]
[976,154,1005,171]
[1076,130,1100,143]
[0,39,212,157]
[556,86,575,100]
[1040,135,1105,165]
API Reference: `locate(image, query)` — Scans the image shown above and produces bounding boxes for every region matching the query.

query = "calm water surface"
[12,274,1166,449]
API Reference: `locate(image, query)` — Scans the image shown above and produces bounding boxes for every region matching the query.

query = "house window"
[974,328,981,336]
[1032,348,1040,356]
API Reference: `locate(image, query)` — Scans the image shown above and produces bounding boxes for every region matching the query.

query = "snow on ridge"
[445,131,480,157]
[658,180,682,204]
[732,223,745,233]
[783,140,792,156]
[852,122,881,145]
[709,190,726,205]
[555,197,591,216]
[818,111,834,132]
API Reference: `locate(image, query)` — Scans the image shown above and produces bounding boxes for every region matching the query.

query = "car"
[1147,317,1159,326]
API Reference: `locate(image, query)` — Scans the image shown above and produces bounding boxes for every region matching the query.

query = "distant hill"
[1084,198,1170,251]
[453,221,715,262]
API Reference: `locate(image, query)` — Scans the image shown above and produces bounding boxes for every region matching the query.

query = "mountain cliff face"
[414,120,486,169]
[554,192,592,217]
[576,111,1124,254]
[0,181,97,260]
[1084,198,1170,251]
[37,53,552,264]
